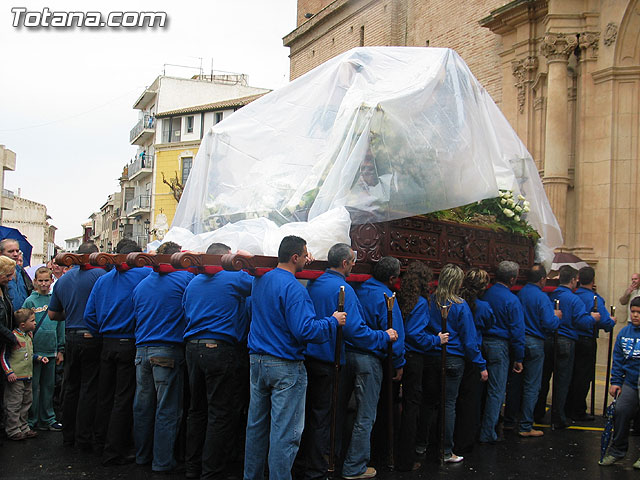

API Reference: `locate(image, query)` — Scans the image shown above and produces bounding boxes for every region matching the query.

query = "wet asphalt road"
[2,417,640,480]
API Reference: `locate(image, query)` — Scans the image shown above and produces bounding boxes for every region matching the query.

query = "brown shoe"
[24,430,38,438]
[519,429,544,437]
[8,432,26,441]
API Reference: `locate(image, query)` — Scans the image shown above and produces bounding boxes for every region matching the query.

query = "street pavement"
[2,417,640,480]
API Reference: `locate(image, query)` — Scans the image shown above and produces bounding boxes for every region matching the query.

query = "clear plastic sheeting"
[171,47,562,263]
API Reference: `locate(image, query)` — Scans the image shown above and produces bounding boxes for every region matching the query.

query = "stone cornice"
[479,0,547,35]
[540,33,578,61]
[283,0,349,47]
[592,66,640,84]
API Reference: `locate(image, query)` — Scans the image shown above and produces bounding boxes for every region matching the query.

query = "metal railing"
[125,195,151,215]
[128,154,154,178]
[1,189,14,199]
[129,115,155,142]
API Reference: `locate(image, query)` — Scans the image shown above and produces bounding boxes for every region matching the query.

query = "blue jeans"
[133,345,184,472]
[479,337,510,443]
[519,336,545,432]
[338,351,383,477]
[243,354,307,480]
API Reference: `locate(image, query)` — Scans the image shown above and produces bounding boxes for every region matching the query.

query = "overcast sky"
[0,0,298,244]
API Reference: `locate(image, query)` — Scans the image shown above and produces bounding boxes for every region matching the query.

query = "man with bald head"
[620,273,640,324]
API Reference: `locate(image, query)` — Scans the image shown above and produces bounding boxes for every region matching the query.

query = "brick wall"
[287,0,507,105]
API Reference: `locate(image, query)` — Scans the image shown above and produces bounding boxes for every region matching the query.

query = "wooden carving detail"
[126,253,159,268]
[89,253,127,266]
[350,222,385,263]
[55,253,87,266]
[171,252,203,269]
[389,230,439,258]
[221,253,255,272]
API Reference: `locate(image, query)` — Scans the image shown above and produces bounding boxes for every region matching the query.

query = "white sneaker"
[444,453,464,463]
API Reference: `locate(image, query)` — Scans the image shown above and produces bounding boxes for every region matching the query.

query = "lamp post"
[144,219,151,240]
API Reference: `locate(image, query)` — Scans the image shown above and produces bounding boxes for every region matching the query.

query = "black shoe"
[151,464,186,475]
[552,422,571,430]
[185,471,200,479]
[102,455,136,466]
[572,413,595,422]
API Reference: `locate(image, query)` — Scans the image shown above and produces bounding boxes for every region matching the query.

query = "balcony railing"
[128,154,154,179]
[2,189,14,199]
[129,115,155,144]
[125,195,151,215]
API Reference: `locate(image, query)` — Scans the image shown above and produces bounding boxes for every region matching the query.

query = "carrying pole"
[603,305,616,416]
[384,293,396,470]
[552,299,560,430]
[328,286,345,477]
[439,302,451,464]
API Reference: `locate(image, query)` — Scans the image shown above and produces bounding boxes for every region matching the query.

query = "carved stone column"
[540,32,577,236]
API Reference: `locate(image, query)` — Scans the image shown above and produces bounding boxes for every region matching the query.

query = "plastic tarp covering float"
[170,47,562,263]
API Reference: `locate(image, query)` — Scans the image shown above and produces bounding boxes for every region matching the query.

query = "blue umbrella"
[600,397,617,462]
[0,226,33,267]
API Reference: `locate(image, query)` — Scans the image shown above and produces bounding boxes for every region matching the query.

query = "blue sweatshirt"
[305,270,388,364]
[49,266,106,330]
[517,283,561,339]
[353,278,406,368]
[84,267,152,338]
[183,270,253,344]
[610,323,640,390]
[248,268,335,361]
[549,285,596,341]
[403,296,442,354]
[574,287,615,337]
[481,283,526,362]
[426,297,486,369]
[471,299,495,349]
[133,270,194,346]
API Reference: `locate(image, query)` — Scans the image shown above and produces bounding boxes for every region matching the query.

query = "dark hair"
[77,242,99,254]
[578,266,595,285]
[206,243,231,255]
[116,239,141,254]
[277,236,306,263]
[157,242,181,255]
[528,264,547,284]
[631,297,640,308]
[14,308,34,328]
[495,261,519,284]
[0,238,19,254]
[398,261,432,318]
[372,256,401,283]
[460,267,490,314]
[558,265,578,285]
[327,243,353,268]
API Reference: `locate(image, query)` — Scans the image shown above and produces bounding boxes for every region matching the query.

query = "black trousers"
[397,352,424,470]
[62,331,102,447]
[185,341,239,479]
[95,338,136,462]
[534,335,575,426]
[453,360,482,453]
[296,358,335,480]
[565,335,596,418]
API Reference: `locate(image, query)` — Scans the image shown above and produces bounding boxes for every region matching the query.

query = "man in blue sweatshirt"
[296,243,397,480]
[479,260,525,444]
[48,242,105,452]
[505,264,561,437]
[132,241,194,474]
[244,236,346,480]
[183,242,253,480]
[599,296,640,467]
[344,256,405,479]
[84,238,152,466]
[534,265,600,429]
[566,266,615,421]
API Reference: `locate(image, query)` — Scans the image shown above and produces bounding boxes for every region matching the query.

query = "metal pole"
[590,295,598,416]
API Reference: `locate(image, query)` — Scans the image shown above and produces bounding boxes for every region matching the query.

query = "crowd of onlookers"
[2,234,640,478]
